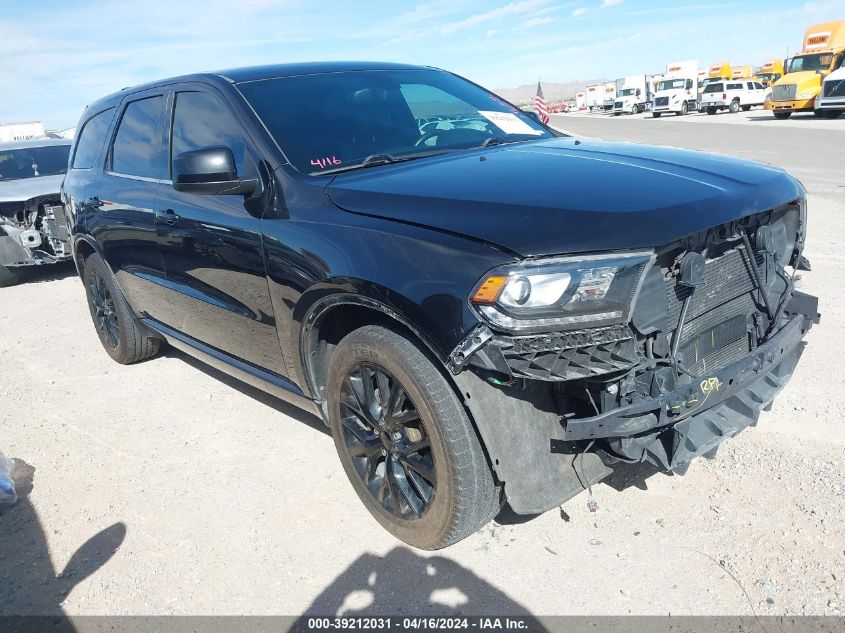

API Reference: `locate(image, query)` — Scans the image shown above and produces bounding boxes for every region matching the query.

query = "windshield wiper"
[479,137,506,147]
[312,149,451,176]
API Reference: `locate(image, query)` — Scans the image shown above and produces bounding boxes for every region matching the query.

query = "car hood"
[825,67,845,82]
[326,138,802,257]
[0,175,64,203]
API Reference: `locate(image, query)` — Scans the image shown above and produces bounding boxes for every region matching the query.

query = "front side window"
[72,108,115,169]
[170,91,249,177]
[237,69,552,175]
[0,144,71,181]
[111,96,164,179]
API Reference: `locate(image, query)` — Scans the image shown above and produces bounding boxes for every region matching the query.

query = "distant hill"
[492,79,610,105]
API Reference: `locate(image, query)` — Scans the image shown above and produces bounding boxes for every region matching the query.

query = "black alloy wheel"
[90,270,120,349]
[338,363,436,519]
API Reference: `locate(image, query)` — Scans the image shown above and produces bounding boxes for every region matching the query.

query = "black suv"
[62,62,818,549]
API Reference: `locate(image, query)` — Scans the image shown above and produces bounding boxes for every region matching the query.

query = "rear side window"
[703,83,723,93]
[72,108,114,169]
[170,91,249,177]
[111,96,164,179]
[727,83,743,90]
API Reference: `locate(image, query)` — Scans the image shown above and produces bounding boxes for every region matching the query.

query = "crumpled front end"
[0,195,72,268]
[451,200,818,514]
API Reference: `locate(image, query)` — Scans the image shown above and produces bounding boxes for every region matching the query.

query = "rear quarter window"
[703,83,723,93]
[110,96,165,179]
[72,108,115,169]
[727,83,743,90]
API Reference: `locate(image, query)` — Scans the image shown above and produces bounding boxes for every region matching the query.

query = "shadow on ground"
[163,347,328,435]
[12,261,77,286]
[296,546,545,626]
[0,459,126,624]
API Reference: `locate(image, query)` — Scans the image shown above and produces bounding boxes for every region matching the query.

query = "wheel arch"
[72,235,100,278]
[300,294,452,410]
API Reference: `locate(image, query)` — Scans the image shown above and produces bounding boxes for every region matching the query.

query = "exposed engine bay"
[0,196,72,267]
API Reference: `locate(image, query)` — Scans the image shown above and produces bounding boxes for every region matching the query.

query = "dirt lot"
[1,111,844,618]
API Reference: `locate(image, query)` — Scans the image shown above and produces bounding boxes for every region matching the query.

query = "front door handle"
[155,208,180,225]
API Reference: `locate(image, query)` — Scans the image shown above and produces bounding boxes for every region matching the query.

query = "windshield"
[618,88,637,96]
[237,69,553,175]
[656,78,685,91]
[757,72,780,83]
[0,144,70,181]
[703,83,724,93]
[786,53,834,73]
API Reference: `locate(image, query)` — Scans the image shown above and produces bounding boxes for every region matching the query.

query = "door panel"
[89,93,172,321]
[156,88,286,375]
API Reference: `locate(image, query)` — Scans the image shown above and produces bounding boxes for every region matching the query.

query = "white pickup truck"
[701,80,769,114]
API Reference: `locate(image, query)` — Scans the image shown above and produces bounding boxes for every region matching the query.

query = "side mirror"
[173,146,257,196]
[636,88,641,96]
[527,111,541,123]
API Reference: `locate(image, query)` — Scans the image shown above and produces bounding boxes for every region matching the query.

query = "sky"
[1,0,842,129]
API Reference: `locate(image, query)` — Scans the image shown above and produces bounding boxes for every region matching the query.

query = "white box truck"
[0,122,46,143]
[585,84,601,110]
[601,81,616,110]
[613,74,650,115]
[575,92,587,110]
[652,60,699,117]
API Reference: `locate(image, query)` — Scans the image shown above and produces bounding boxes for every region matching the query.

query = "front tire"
[327,325,499,549]
[773,111,792,120]
[0,264,19,288]
[82,253,160,364]
[741,105,751,111]
[652,112,662,118]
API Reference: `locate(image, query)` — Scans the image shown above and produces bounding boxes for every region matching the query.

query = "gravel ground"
[0,112,843,619]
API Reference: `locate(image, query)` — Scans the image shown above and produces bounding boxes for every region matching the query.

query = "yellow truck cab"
[755,59,785,86]
[731,65,754,79]
[767,20,845,119]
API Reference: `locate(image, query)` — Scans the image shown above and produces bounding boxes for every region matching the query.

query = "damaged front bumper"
[564,308,816,470]
[451,292,818,515]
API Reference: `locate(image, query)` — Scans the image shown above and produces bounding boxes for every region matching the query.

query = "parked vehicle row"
[574,19,843,120]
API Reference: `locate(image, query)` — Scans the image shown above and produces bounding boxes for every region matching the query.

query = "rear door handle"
[155,208,180,225]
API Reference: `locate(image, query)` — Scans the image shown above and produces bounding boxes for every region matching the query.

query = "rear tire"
[741,105,751,111]
[82,253,160,364]
[0,264,19,288]
[327,325,500,550]
[706,107,717,115]
[652,112,662,118]
[729,100,741,114]
[773,111,792,120]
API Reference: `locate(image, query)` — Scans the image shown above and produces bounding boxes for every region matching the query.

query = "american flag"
[534,81,549,124]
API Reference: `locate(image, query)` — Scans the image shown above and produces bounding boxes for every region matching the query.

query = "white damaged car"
[0,138,73,287]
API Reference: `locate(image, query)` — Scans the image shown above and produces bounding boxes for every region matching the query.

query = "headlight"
[471,251,654,334]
